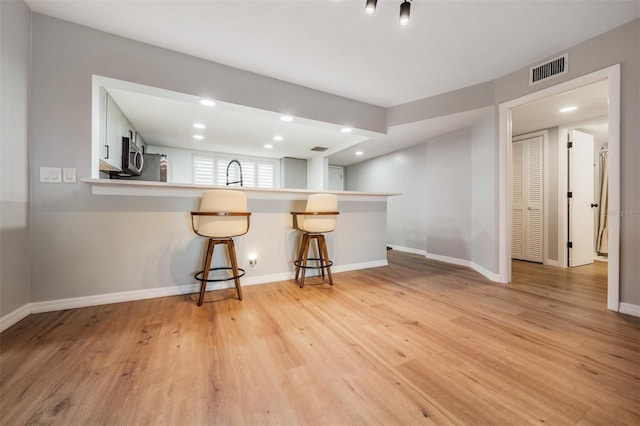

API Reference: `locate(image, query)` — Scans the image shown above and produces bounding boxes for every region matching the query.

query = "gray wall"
[471,109,498,273]
[26,14,386,305]
[346,127,479,264]
[425,129,473,260]
[346,143,428,251]
[347,19,639,305]
[387,81,495,126]
[1,0,31,318]
[546,127,559,263]
[281,157,307,189]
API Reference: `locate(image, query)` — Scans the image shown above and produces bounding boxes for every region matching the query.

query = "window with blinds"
[193,155,215,185]
[193,154,276,188]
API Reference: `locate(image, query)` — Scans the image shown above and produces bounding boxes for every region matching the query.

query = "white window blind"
[257,163,274,188]
[193,154,276,188]
[193,155,215,185]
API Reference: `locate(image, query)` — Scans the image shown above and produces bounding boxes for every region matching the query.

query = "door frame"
[498,64,620,311]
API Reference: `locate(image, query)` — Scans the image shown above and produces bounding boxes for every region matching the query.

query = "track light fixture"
[399,0,411,26]
[365,0,413,26]
[365,0,377,14]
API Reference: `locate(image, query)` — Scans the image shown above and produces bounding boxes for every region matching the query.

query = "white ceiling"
[106,86,369,160]
[328,106,494,165]
[25,0,639,107]
[512,79,609,138]
[27,1,637,166]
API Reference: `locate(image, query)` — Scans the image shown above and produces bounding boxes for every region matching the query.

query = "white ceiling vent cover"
[529,53,568,86]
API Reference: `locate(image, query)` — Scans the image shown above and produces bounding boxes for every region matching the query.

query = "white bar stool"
[191,190,251,305]
[291,194,339,288]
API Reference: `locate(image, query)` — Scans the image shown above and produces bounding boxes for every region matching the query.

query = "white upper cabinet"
[100,90,125,172]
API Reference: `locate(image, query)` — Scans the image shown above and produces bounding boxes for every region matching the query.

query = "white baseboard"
[29,284,201,314]
[242,272,295,286]
[470,262,501,282]
[424,252,501,283]
[424,252,471,268]
[1,259,389,329]
[333,259,388,272]
[387,245,427,256]
[0,304,31,333]
[544,259,559,267]
[619,303,640,317]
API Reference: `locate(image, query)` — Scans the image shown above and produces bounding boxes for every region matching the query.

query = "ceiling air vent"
[310,146,328,152]
[529,53,568,86]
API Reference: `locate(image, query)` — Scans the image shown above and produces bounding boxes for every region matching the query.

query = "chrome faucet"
[226,159,243,186]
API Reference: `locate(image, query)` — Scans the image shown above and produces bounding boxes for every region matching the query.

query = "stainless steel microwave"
[118,136,144,177]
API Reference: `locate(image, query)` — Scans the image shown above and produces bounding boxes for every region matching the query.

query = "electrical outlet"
[249,258,257,270]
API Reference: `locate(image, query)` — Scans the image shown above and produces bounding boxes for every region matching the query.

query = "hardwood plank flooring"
[1,252,638,425]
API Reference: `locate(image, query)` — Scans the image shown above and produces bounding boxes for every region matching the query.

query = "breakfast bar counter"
[79,178,398,297]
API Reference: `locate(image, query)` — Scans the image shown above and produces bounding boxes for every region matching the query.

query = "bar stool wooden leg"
[300,234,312,288]
[295,233,308,281]
[319,235,333,286]
[226,239,243,300]
[316,235,326,279]
[294,231,334,288]
[198,239,216,306]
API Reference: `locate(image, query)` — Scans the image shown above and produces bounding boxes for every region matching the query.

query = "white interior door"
[512,141,526,260]
[512,135,543,262]
[568,130,595,267]
[328,166,344,191]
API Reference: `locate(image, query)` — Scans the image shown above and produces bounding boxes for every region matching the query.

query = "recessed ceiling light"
[341,127,353,133]
[193,135,204,140]
[280,115,293,122]
[200,99,216,107]
[264,144,273,149]
[273,135,283,141]
[355,151,364,156]
[193,123,206,129]
[559,106,578,113]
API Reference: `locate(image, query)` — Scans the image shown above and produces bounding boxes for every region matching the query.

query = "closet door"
[512,141,526,260]
[512,136,543,262]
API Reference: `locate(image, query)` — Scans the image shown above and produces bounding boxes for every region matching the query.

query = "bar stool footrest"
[194,267,246,283]
[294,258,333,269]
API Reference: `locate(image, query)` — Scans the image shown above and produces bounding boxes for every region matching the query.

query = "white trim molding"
[387,245,427,256]
[471,262,501,282]
[425,252,471,267]
[0,260,388,327]
[618,303,640,318]
[425,252,500,282]
[0,304,31,333]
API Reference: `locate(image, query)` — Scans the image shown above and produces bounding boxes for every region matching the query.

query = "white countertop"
[82,178,400,201]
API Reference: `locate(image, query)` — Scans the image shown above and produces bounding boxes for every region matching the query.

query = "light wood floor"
[1,251,638,425]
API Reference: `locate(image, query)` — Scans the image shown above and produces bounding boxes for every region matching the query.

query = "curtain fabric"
[596,151,608,254]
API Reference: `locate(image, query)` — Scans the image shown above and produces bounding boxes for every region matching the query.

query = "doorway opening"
[499,65,620,311]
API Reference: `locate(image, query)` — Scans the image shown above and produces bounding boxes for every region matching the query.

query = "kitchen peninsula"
[77,178,396,307]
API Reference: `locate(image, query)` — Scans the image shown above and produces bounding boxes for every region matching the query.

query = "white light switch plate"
[40,167,62,183]
[63,168,77,183]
